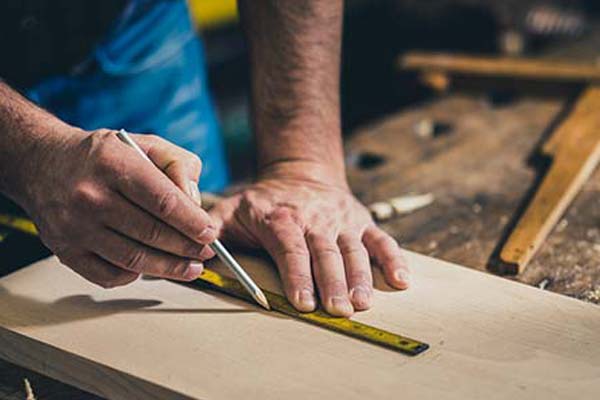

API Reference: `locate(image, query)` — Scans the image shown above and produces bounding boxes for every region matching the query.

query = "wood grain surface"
[1,253,599,400]
[346,93,600,302]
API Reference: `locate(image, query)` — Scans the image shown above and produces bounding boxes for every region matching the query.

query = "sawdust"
[580,287,600,304]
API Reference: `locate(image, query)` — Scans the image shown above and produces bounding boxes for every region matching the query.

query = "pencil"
[116,129,270,310]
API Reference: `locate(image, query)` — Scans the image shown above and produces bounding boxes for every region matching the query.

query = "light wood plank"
[500,86,600,273]
[399,52,600,82]
[0,251,599,400]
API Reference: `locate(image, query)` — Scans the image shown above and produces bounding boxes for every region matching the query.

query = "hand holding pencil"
[117,129,270,309]
[18,128,218,288]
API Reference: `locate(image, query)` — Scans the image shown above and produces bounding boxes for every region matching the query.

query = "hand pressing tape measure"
[0,213,429,356]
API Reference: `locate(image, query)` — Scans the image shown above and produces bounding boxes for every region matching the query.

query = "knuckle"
[284,270,312,285]
[123,249,146,273]
[267,206,294,223]
[157,190,179,218]
[165,259,188,278]
[337,237,364,255]
[240,190,265,212]
[307,233,338,254]
[188,152,202,169]
[72,182,105,208]
[91,132,119,169]
[182,239,203,258]
[348,270,371,284]
[144,220,164,245]
[89,129,115,145]
[276,241,309,258]
[320,277,347,293]
[373,231,397,249]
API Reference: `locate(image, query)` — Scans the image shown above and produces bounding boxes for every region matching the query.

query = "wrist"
[0,83,77,208]
[3,122,79,210]
[258,159,350,191]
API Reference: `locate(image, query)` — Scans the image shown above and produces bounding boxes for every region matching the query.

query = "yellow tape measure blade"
[196,269,429,356]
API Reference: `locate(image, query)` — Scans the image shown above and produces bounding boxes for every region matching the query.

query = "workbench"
[346,92,600,303]
[2,45,600,400]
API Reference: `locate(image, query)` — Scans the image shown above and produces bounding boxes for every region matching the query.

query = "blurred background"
[193,0,597,181]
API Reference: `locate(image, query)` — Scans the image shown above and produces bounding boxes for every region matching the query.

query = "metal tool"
[116,129,270,310]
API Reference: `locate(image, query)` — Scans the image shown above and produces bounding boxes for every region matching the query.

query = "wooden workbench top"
[346,92,600,303]
[1,253,600,400]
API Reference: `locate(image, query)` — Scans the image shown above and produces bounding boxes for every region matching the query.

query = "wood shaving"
[24,379,35,400]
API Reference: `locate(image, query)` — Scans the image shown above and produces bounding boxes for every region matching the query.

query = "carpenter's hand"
[21,129,216,288]
[210,163,409,317]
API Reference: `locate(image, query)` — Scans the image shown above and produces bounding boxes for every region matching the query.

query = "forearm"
[238,0,346,184]
[0,82,73,204]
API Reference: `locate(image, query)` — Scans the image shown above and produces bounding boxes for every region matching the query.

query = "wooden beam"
[400,51,600,82]
[499,86,600,273]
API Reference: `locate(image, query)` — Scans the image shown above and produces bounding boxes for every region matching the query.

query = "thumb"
[134,134,203,205]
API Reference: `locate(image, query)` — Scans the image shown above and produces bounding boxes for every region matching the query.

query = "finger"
[259,210,315,312]
[91,229,204,281]
[113,145,216,245]
[208,194,262,249]
[66,253,139,289]
[102,192,215,261]
[306,232,353,317]
[338,233,373,311]
[362,226,409,289]
[135,134,203,203]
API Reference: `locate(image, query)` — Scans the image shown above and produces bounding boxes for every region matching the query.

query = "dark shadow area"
[347,151,387,171]
[372,265,398,292]
[432,121,454,137]
[0,195,51,277]
[486,89,520,108]
[0,287,255,329]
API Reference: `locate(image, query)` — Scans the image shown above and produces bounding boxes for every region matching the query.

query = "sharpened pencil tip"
[254,290,271,310]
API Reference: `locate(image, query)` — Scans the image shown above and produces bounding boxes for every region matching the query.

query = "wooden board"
[399,52,600,82]
[1,252,599,400]
[499,86,600,273]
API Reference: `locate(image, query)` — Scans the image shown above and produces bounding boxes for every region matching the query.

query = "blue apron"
[27,0,229,192]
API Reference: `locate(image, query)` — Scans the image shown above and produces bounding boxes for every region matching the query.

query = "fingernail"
[349,287,371,309]
[197,226,216,244]
[199,245,216,260]
[185,261,204,280]
[394,269,410,286]
[297,289,316,311]
[329,296,354,317]
[188,180,202,206]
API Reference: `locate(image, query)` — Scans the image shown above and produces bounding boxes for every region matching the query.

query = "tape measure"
[0,214,429,356]
[0,214,38,236]
[195,269,429,356]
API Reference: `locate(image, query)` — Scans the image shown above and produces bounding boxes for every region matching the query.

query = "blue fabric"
[27,0,229,192]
